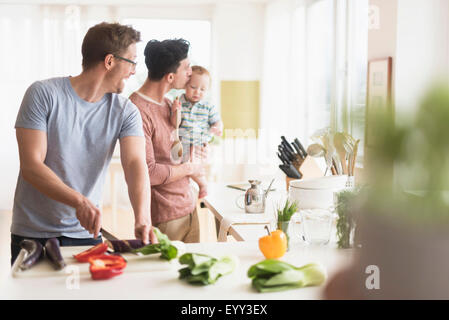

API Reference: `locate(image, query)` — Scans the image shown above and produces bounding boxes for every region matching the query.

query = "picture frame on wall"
[365,57,393,148]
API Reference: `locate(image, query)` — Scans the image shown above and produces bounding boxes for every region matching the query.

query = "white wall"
[395,0,449,115]
[368,0,398,105]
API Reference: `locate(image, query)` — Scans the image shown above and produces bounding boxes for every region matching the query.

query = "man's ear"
[104,54,114,70]
[166,73,175,84]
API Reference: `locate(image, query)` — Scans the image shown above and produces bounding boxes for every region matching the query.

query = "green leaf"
[178,267,192,279]
[247,259,296,278]
[208,256,236,282]
[133,243,162,255]
[178,253,237,286]
[248,260,327,293]
[160,244,178,261]
[263,270,304,287]
[132,228,178,260]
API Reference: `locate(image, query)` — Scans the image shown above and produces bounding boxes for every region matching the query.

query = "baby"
[171,66,223,198]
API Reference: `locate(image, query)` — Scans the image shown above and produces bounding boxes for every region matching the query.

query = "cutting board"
[11,241,186,278]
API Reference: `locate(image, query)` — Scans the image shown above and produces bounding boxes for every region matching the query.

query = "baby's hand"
[210,121,223,137]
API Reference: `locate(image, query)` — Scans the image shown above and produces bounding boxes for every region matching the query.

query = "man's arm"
[119,136,157,244]
[16,128,101,237]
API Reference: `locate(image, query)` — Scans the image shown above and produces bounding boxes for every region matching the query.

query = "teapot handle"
[235,194,245,210]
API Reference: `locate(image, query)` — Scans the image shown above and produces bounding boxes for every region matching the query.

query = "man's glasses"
[113,54,137,68]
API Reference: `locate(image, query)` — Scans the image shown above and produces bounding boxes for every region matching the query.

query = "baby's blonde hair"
[191,65,210,78]
[190,66,212,87]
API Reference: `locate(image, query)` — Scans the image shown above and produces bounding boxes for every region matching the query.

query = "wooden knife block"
[285,156,324,191]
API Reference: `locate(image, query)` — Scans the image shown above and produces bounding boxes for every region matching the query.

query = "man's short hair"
[144,39,190,81]
[81,22,141,70]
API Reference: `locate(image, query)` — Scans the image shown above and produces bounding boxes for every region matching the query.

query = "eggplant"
[106,239,145,253]
[19,239,44,271]
[45,238,66,270]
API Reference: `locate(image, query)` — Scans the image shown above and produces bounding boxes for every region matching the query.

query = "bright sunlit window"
[120,18,211,99]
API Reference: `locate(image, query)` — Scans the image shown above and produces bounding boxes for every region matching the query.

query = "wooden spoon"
[333,133,348,175]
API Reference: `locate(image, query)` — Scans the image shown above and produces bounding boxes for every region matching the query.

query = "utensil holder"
[285,156,324,190]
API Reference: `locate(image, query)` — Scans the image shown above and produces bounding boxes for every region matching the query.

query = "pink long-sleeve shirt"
[129,92,195,225]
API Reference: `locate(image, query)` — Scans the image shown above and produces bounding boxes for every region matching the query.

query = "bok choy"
[247,259,327,293]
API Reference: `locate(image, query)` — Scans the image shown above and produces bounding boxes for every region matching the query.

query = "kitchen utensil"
[264,178,276,199]
[350,139,360,176]
[307,143,325,157]
[333,132,348,175]
[294,138,308,158]
[281,136,296,154]
[287,164,302,179]
[279,164,302,179]
[100,228,119,241]
[235,180,267,213]
[277,152,290,165]
[279,145,296,162]
[278,145,293,162]
[291,140,305,159]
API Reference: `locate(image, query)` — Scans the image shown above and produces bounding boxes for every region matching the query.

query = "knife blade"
[100,228,120,241]
[278,145,294,162]
[294,138,308,157]
[291,140,305,159]
[281,136,296,154]
[277,152,290,165]
[279,164,302,179]
[280,144,296,161]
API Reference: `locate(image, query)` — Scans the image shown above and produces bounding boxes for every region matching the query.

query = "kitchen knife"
[278,145,295,162]
[294,138,308,157]
[281,136,296,155]
[279,164,302,179]
[291,140,305,159]
[277,152,290,165]
[100,228,119,241]
[280,144,296,161]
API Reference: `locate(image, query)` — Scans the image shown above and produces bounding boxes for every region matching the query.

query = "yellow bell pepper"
[258,227,288,259]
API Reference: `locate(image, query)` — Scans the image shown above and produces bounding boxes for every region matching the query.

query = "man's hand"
[135,223,158,245]
[170,96,181,128]
[191,144,210,164]
[75,197,102,238]
[188,162,206,178]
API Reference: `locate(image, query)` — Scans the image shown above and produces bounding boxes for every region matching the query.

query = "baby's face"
[185,73,210,103]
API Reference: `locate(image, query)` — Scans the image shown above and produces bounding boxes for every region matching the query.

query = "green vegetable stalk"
[335,189,358,249]
[132,228,178,261]
[247,259,327,293]
[275,199,298,250]
[178,253,237,285]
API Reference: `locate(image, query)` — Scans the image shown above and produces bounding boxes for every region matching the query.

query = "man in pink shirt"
[129,39,205,242]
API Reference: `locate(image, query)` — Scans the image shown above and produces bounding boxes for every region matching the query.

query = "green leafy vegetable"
[132,228,178,261]
[178,253,237,285]
[247,259,327,293]
[335,189,359,249]
[276,199,298,224]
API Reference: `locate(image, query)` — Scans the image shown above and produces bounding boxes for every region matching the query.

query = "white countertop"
[203,181,289,241]
[0,241,353,300]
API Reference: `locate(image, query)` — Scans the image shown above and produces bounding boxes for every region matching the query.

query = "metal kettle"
[236,180,266,213]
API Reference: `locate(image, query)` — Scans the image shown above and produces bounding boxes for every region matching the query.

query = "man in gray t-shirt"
[11,22,156,264]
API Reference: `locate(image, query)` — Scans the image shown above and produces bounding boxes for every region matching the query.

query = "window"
[261,0,368,164]
[120,18,211,99]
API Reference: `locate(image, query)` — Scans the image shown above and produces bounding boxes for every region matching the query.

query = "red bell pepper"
[73,243,108,262]
[88,254,127,280]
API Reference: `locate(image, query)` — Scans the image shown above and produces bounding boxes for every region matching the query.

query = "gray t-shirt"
[12,77,144,238]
